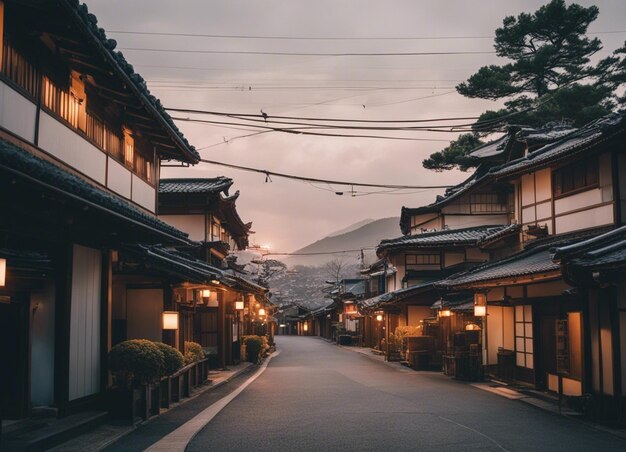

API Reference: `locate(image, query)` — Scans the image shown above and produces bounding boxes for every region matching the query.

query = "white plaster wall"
[535,168,552,202]
[536,201,552,220]
[521,174,535,206]
[106,157,132,199]
[30,281,55,407]
[599,152,613,203]
[444,214,508,229]
[554,189,603,215]
[526,280,570,298]
[407,306,431,326]
[486,305,514,365]
[555,204,613,234]
[159,214,205,242]
[131,174,156,212]
[0,81,36,142]
[444,252,464,267]
[411,217,441,234]
[522,206,536,223]
[69,244,101,401]
[38,112,106,184]
[126,288,164,342]
[466,247,489,262]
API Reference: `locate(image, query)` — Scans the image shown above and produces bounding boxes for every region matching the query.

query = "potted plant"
[242,335,264,364]
[154,342,184,409]
[107,339,164,423]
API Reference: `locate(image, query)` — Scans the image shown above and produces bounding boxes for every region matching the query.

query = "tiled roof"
[0,248,52,273]
[378,225,514,254]
[468,135,509,159]
[358,281,435,311]
[126,244,224,283]
[553,225,626,270]
[62,0,200,163]
[491,112,625,179]
[399,113,623,236]
[517,123,578,146]
[399,169,487,234]
[437,247,560,288]
[160,178,233,195]
[431,292,474,310]
[0,140,190,243]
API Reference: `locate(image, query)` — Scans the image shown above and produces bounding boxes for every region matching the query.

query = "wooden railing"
[1,40,39,98]
[136,358,210,421]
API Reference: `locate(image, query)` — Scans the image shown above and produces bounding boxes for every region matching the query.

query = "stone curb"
[50,362,258,452]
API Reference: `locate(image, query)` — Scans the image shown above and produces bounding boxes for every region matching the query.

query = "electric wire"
[173,116,453,141]
[197,158,454,190]
[120,47,496,57]
[108,30,626,40]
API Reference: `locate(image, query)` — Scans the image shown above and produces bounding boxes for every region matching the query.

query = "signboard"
[556,319,569,375]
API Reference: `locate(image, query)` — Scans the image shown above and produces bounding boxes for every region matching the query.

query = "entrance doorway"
[0,295,29,419]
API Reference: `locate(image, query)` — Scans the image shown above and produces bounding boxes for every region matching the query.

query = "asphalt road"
[187,336,626,452]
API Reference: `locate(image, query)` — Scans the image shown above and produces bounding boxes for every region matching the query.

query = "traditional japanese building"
[0,0,203,421]
[157,177,268,368]
[438,112,626,408]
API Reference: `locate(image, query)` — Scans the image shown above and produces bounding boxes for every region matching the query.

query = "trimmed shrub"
[109,339,164,387]
[242,335,264,363]
[154,342,184,377]
[184,341,205,365]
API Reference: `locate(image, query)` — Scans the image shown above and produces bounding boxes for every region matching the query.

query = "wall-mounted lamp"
[279,324,286,328]
[211,280,220,285]
[465,323,481,331]
[201,289,211,298]
[0,258,5,287]
[258,308,266,316]
[235,301,245,310]
[376,314,383,322]
[474,292,487,317]
[303,323,308,332]
[439,309,452,318]
[162,311,179,330]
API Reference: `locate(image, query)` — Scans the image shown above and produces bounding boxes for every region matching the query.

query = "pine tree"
[424,0,616,172]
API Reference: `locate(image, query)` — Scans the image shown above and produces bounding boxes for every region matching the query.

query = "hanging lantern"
[376,314,383,322]
[439,309,452,317]
[258,308,266,316]
[303,323,308,332]
[465,323,481,331]
[0,258,5,287]
[235,300,245,310]
[201,289,211,298]
[474,292,487,317]
[162,311,179,330]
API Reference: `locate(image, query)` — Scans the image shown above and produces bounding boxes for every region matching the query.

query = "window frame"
[553,158,599,199]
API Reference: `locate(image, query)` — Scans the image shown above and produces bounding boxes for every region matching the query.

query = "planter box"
[107,387,145,425]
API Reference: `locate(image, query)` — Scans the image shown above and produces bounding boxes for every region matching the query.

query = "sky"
[87,0,626,253]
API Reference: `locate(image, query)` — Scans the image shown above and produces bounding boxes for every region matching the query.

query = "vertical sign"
[556,319,569,375]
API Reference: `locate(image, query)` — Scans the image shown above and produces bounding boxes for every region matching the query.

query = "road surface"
[185,336,625,451]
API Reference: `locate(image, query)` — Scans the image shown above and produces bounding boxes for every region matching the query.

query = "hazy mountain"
[284,217,401,268]
[327,218,375,238]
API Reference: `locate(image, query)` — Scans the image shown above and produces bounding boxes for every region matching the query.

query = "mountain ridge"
[284,216,401,267]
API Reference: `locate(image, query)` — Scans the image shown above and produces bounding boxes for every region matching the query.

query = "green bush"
[184,341,205,365]
[108,339,164,387]
[242,335,264,363]
[154,342,184,376]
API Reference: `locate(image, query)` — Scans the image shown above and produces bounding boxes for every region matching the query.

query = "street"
[183,336,622,451]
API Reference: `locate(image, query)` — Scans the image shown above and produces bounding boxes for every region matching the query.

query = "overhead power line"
[262,248,376,257]
[172,116,452,141]
[120,47,495,57]
[198,158,454,190]
[167,107,480,124]
[109,29,626,40]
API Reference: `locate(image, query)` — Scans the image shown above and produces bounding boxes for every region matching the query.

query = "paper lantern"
[162,311,179,330]
[0,258,5,287]
[235,301,245,310]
